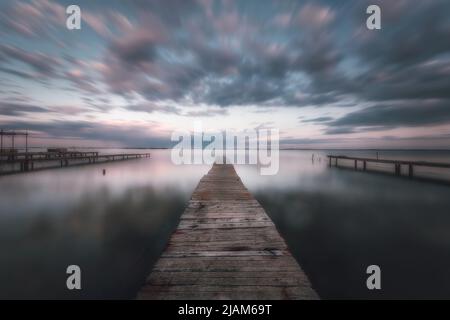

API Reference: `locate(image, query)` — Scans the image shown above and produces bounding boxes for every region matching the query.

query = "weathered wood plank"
[137,163,318,300]
[176,221,275,230]
[161,250,288,258]
[139,285,316,300]
[152,257,303,272]
[146,271,311,286]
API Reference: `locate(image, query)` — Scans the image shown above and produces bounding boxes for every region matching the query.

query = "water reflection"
[236,150,450,299]
[0,150,209,299]
[1,149,450,298]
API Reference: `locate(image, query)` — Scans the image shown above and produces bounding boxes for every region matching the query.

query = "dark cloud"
[0,44,61,77]
[96,0,349,107]
[353,0,450,69]
[109,29,162,65]
[0,0,66,38]
[0,66,34,80]
[355,57,450,102]
[1,0,450,146]
[184,108,228,117]
[127,103,181,115]
[327,100,450,134]
[6,0,447,113]
[95,0,450,113]
[63,69,102,95]
[325,127,360,135]
[0,102,47,116]
[0,119,171,148]
[0,101,94,117]
[344,0,450,103]
[301,116,334,123]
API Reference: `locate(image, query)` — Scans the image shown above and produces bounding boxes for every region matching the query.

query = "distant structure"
[0,128,150,175]
[0,129,29,154]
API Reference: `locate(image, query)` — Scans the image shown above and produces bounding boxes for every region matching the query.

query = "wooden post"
[408,164,414,178]
[363,161,367,171]
[329,157,331,167]
[354,159,357,170]
[395,163,401,176]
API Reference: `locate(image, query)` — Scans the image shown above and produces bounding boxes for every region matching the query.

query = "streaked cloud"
[0,0,449,147]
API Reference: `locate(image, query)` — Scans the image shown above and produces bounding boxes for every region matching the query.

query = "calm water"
[1,149,450,299]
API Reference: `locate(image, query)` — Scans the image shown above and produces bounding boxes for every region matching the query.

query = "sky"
[0,0,449,149]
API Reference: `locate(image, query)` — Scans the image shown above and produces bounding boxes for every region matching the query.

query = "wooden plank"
[179,216,271,222]
[139,285,316,300]
[152,257,303,272]
[137,163,318,300]
[166,233,284,244]
[176,221,275,230]
[145,271,311,286]
[163,243,288,252]
[161,250,288,258]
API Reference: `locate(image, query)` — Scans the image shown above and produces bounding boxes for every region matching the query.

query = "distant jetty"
[0,129,150,175]
[328,154,450,183]
[0,149,150,175]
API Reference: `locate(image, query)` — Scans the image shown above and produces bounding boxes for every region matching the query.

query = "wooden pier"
[0,151,150,175]
[138,163,318,300]
[328,155,450,179]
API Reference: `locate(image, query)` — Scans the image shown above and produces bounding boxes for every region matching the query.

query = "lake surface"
[1,149,450,299]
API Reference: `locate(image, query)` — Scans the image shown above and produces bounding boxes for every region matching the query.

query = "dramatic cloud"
[184,108,228,117]
[127,103,181,115]
[0,102,47,116]
[63,69,102,95]
[93,0,349,107]
[0,44,61,77]
[0,0,449,147]
[327,100,450,134]
[301,116,334,123]
[0,0,66,38]
[0,119,170,147]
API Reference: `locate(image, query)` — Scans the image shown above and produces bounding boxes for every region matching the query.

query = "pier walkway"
[138,163,318,300]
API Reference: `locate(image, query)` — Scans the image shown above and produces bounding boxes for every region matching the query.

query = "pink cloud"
[298,3,335,28]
